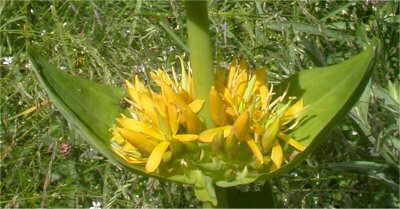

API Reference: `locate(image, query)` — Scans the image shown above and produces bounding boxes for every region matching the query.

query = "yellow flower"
[201,58,306,169]
[111,57,307,174]
[111,61,203,173]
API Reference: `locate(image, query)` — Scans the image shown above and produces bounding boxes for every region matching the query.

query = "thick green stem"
[185,0,215,128]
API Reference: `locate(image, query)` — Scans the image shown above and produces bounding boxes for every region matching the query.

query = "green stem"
[185,0,215,128]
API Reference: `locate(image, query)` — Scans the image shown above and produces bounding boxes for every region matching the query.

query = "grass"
[1,0,399,207]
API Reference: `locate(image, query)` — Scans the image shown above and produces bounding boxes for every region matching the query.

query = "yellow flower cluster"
[111,58,306,173]
[201,58,306,170]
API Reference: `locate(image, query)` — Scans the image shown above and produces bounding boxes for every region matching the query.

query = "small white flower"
[351,130,358,136]
[89,201,101,209]
[25,61,32,68]
[2,56,13,65]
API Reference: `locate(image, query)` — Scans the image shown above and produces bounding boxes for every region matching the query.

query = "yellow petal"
[134,75,148,93]
[178,88,192,103]
[181,107,204,133]
[112,147,146,164]
[199,126,232,143]
[117,117,164,141]
[255,68,266,85]
[162,84,187,108]
[227,57,238,89]
[189,99,204,113]
[145,141,170,173]
[278,133,305,152]
[261,118,280,152]
[282,98,304,122]
[259,85,270,109]
[173,134,198,142]
[188,73,194,99]
[233,111,250,140]
[215,70,226,92]
[125,80,140,102]
[111,128,126,145]
[271,141,283,168]
[246,139,264,164]
[138,95,158,126]
[236,71,248,97]
[225,107,236,117]
[238,58,249,72]
[118,128,157,154]
[152,93,167,118]
[209,86,228,126]
[223,126,233,137]
[167,104,179,135]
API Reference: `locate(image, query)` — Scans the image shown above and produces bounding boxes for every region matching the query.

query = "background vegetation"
[1,0,399,207]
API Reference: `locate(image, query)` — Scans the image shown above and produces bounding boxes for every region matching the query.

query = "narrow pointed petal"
[145,141,170,173]
[134,76,148,93]
[125,80,140,102]
[271,141,283,168]
[112,128,126,145]
[261,118,280,152]
[139,95,158,126]
[167,104,179,135]
[189,99,204,113]
[278,133,305,152]
[236,71,248,98]
[215,70,226,92]
[182,107,204,133]
[118,128,157,154]
[238,58,249,72]
[209,86,228,126]
[246,139,264,164]
[227,57,238,89]
[255,68,266,85]
[117,117,164,141]
[163,84,187,108]
[282,98,304,122]
[112,147,146,164]
[233,111,250,140]
[174,134,198,142]
[259,85,271,109]
[199,126,231,143]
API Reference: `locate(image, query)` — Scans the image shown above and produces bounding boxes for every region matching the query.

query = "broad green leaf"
[262,42,378,179]
[28,47,189,184]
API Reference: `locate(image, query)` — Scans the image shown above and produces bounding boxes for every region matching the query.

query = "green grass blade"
[159,19,189,53]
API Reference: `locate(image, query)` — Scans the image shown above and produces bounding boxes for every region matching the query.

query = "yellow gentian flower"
[111,62,203,173]
[111,57,307,174]
[202,58,306,169]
